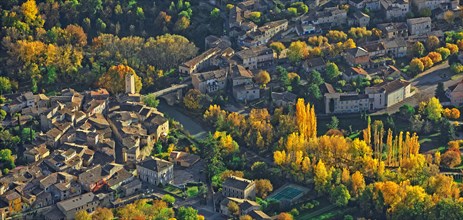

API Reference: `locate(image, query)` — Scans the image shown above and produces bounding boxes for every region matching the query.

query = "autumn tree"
[142,34,198,70]
[441,149,461,168]
[287,41,308,63]
[436,47,451,60]
[409,58,424,74]
[308,36,329,47]
[228,201,240,217]
[314,159,331,193]
[65,24,87,46]
[420,56,434,69]
[428,51,442,63]
[426,36,440,51]
[444,10,455,24]
[326,30,347,42]
[75,210,91,220]
[351,171,366,197]
[270,42,286,58]
[213,131,239,154]
[240,215,253,220]
[446,43,459,55]
[348,27,372,40]
[255,179,273,198]
[92,207,114,220]
[295,98,317,139]
[343,38,356,49]
[277,212,293,220]
[174,16,191,32]
[98,65,142,94]
[254,70,271,87]
[411,41,425,57]
[183,89,205,111]
[425,97,443,122]
[21,0,43,27]
[249,11,261,23]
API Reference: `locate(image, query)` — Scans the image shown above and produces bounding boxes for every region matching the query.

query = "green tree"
[210,8,220,18]
[162,194,176,205]
[330,184,351,207]
[436,47,451,60]
[21,128,36,143]
[307,84,322,100]
[326,116,339,130]
[0,77,12,94]
[412,42,425,57]
[326,62,341,81]
[249,11,261,23]
[177,206,198,220]
[309,70,324,86]
[142,94,159,107]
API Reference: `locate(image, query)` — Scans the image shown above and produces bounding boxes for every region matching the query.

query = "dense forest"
[0,0,226,93]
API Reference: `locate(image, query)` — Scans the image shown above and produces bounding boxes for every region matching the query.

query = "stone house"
[235,46,274,70]
[222,176,256,200]
[56,192,99,219]
[446,80,463,106]
[407,17,431,36]
[381,0,410,21]
[136,157,174,186]
[191,68,228,94]
[376,22,408,39]
[365,79,412,109]
[344,47,370,66]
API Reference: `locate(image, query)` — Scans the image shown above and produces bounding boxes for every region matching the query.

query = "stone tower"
[125,73,135,94]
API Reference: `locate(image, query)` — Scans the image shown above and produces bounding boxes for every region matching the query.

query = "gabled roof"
[367,79,410,93]
[346,47,369,57]
[449,80,463,97]
[248,210,271,220]
[57,192,97,212]
[137,157,173,172]
[349,67,369,76]
[223,176,254,191]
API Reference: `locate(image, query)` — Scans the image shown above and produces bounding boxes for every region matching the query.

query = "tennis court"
[268,184,309,202]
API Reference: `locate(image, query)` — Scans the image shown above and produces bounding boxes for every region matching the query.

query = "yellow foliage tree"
[98,64,142,94]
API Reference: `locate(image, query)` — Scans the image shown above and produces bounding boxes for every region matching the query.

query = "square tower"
[125,74,135,94]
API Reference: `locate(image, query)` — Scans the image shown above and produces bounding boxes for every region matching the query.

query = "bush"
[186,186,199,198]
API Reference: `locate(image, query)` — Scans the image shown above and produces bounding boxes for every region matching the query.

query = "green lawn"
[164,185,183,197]
[296,198,335,220]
